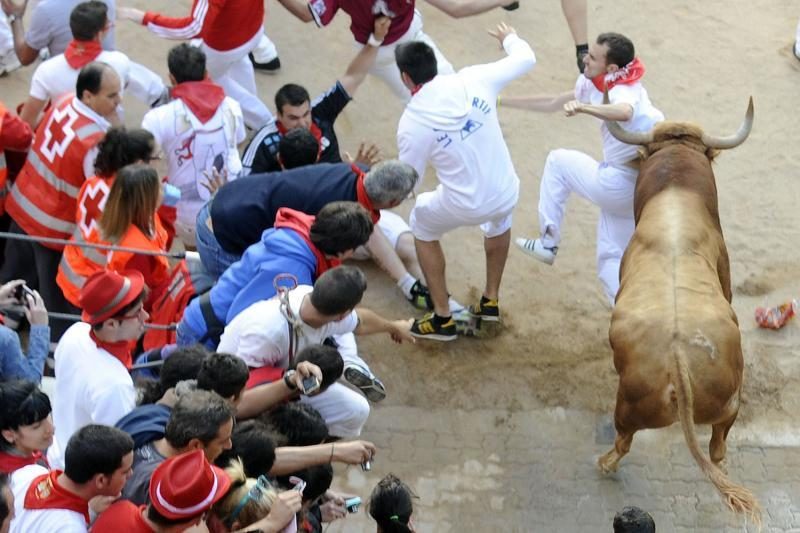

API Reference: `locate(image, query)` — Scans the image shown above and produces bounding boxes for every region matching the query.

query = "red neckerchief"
[23,470,90,524]
[273,208,340,278]
[276,121,323,158]
[352,164,380,223]
[171,80,226,124]
[64,40,103,69]
[89,330,134,369]
[591,57,645,92]
[410,83,427,96]
[0,449,48,475]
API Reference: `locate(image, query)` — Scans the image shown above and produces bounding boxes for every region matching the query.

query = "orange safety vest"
[6,95,106,250]
[56,175,114,307]
[0,102,8,216]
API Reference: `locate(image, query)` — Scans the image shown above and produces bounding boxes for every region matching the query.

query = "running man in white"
[395,22,535,341]
[504,32,664,304]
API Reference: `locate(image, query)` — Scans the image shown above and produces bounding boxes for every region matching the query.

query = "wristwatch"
[283,369,298,390]
[7,14,19,24]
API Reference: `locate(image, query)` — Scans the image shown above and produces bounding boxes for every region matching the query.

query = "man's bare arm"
[338,17,390,96]
[500,91,574,113]
[275,0,314,22]
[423,0,515,19]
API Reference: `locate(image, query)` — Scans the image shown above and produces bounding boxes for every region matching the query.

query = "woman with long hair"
[0,380,53,474]
[57,127,159,307]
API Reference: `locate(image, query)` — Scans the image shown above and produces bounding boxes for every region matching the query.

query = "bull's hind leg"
[598,427,636,474]
[710,408,739,466]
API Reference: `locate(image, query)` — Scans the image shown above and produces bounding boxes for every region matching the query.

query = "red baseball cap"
[149,450,232,521]
[79,269,145,325]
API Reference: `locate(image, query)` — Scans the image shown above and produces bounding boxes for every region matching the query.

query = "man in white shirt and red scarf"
[142,43,245,248]
[18,0,165,129]
[505,32,665,304]
[48,270,147,470]
[9,424,134,533]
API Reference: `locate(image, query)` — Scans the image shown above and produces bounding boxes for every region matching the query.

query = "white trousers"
[367,10,454,101]
[538,149,637,303]
[298,332,371,438]
[252,32,279,63]
[0,16,12,55]
[202,31,274,129]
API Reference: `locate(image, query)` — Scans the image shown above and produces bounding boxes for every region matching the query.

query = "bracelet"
[7,14,19,24]
[367,33,383,47]
[329,443,335,463]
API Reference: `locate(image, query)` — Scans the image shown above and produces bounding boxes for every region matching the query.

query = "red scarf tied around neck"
[591,57,645,92]
[64,40,103,69]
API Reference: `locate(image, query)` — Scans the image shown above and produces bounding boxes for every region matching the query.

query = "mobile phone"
[301,375,320,395]
[345,497,362,514]
[212,153,225,173]
[14,284,35,305]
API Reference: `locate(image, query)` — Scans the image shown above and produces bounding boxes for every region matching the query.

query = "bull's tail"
[671,344,762,528]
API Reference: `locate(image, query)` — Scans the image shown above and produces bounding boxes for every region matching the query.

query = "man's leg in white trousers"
[537,148,602,248]
[299,382,370,438]
[596,210,635,304]
[252,32,279,63]
[203,43,274,129]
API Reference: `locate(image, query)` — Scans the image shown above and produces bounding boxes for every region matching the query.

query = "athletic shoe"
[515,237,558,265]
[249,53,281,73]
[407,280,433,310]
[468,297,500,322]
[410,312,457,341]
[0,52,21,76]
[344,364,386,402]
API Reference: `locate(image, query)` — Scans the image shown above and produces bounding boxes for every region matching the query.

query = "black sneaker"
[407,280,433,310]
[344,364,386,402]
[249,53,281,73]
[410,313,457,341]
[468,297,500,322]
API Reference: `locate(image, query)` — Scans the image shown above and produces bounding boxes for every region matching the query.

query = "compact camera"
[345,497,362,514]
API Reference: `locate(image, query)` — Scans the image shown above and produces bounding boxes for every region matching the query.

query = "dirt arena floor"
[2,0,799,530]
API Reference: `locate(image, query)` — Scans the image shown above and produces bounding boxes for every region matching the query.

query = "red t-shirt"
[308,0,415,45]
[91,501,153,532]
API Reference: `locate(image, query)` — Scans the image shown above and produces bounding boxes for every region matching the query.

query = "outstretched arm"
[564,99,633,121]
[338,17,390,97]
[424,0,516,18]
[354,308,415,343]
[1,0,39,65]
[500,91,574,113]
[275,0,314,23]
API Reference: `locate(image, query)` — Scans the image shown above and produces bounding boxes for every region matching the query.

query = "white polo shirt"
[218,285,358,369]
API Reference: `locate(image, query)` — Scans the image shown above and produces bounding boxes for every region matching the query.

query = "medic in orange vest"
[57,128,159,307]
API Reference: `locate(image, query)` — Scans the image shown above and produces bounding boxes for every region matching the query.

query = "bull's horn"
[603,88,654,145]
[700,96,754,150]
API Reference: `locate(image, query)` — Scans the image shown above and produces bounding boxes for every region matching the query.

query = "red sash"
[64,40,103,69]
[23,470,90,524]
[590,57,645,92]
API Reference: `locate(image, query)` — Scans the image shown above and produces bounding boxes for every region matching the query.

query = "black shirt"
[241,81,351,174]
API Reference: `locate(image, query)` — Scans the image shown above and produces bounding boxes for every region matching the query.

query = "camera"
[13,284,35,306]
[344,497,362,514]
[301,375,320,395]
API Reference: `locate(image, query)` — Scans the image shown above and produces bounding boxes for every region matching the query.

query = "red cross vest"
[6,95,106,250]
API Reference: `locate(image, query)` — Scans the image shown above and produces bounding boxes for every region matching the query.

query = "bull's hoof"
[597,452,620,474]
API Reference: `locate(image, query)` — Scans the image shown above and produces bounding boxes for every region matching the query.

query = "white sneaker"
[515,237,558,265]
[0,51,21,76]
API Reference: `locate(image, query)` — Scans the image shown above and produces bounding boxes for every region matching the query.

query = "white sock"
[449,297,465,313]
[397,273,417,299]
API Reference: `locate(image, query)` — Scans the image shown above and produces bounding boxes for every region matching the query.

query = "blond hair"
[213,459,276,529]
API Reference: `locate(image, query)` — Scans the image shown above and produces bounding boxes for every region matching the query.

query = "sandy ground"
[2,0,799,527]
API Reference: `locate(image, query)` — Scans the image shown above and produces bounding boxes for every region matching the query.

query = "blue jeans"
[195,201,242,279]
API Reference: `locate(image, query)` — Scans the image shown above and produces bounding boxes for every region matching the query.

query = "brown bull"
[597,97,761,524]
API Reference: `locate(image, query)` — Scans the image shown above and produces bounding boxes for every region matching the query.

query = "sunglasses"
[226,475,273,527]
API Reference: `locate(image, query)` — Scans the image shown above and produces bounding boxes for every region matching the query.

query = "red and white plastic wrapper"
[754,299,798,330]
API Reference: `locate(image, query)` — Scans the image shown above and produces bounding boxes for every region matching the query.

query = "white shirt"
[10,465,88,533]
[142,95,245,245]
[29,50,165,108]
[574,75,664,165]
[397,33,536,213]
[48,322,136,470]
[218,285,358,369]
